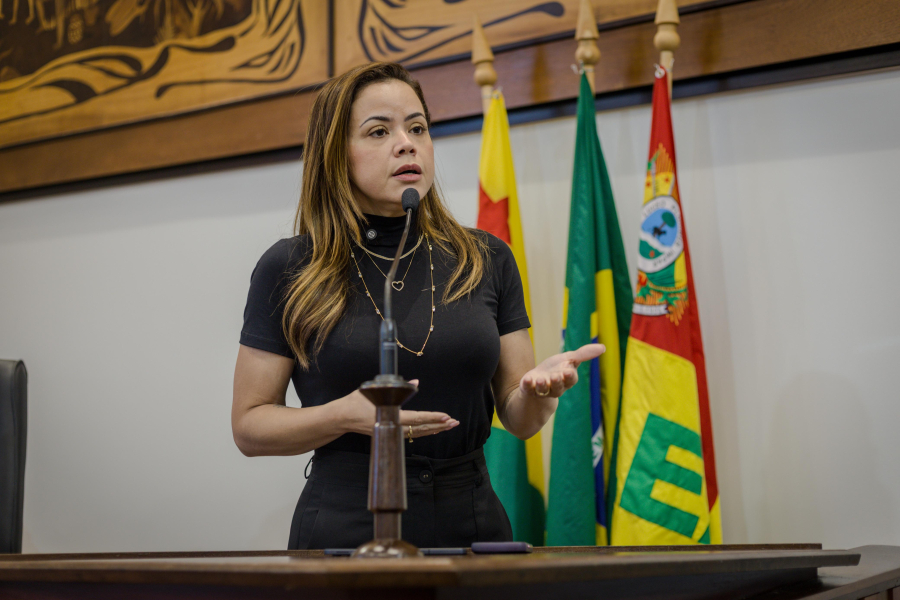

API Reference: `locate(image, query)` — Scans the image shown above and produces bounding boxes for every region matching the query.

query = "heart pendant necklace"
[362,242,417,292]
[351,236,435,357]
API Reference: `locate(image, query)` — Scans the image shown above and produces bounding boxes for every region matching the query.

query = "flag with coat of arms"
[609,65,722,545]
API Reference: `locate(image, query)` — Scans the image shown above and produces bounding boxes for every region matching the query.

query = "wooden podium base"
[352,538,422,559]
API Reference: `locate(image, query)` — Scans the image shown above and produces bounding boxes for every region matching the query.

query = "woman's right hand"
[234,345,457,456]
[338,379,460,439]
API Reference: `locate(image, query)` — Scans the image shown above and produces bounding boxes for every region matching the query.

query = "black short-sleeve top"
[240,214,530,459]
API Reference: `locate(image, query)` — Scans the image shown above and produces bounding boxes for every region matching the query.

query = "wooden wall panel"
[415,0,900,123]
[1,0,899,194]
[0,90,316,192]
[332,0,712,72]
[0,0,329,149]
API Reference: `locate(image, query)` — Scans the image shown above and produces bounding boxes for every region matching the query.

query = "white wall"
[1,66,898,552]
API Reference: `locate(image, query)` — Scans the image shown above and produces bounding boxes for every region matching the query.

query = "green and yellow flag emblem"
[547,73,632,546]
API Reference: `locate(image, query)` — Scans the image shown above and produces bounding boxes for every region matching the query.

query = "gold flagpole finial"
[575,0,600,94]
[472,16,497,116]
[654,0,680,97]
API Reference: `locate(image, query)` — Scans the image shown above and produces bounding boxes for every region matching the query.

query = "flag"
[546,73,633,546]
[609,66,722,545]
[477,91,546,546]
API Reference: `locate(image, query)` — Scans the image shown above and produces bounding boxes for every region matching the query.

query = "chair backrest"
[0,360,27,554]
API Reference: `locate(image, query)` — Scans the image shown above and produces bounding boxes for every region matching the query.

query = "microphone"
[379,188,419,376]
[401,188,420,213]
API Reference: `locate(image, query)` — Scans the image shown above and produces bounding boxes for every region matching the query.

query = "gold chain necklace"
[359,234,423,261]
[362,243,417,291]
[350,237,435,357]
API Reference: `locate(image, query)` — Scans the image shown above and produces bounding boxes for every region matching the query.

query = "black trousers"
[288,447,513,549]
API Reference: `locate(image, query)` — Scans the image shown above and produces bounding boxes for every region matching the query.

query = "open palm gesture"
[520,343,606,398]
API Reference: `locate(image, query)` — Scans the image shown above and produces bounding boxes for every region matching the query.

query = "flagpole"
[472,16,497,115]
[654,0,680,98]
[575,0,600,94]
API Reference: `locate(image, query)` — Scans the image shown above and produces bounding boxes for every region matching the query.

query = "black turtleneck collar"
[360,213,420,250]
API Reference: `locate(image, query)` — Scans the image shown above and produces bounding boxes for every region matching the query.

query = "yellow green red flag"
[477,91,546,545]
[610,66,722,545]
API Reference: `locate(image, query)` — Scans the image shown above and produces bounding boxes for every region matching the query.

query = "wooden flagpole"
[575,0,601,94]
[472,16,497,115]
[654,0,681,97]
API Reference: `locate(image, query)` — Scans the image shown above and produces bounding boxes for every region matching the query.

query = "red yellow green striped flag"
[546,73,632,546]
[477,91,546,546]
[610,66,722,545]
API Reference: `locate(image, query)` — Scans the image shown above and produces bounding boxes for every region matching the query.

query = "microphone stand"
[378,208,411,378]
[353,205,421,559]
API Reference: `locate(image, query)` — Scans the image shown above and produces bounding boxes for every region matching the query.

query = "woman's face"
[347,80,434,217]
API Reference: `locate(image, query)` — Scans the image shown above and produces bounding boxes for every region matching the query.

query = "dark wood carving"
[0,0,328,148]
[1,0,899,194]
[332,0,716,71]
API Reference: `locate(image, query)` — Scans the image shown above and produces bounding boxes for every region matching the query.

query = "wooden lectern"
[2,544,900,599]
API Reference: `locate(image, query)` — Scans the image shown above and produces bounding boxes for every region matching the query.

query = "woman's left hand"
[519,343,606,399]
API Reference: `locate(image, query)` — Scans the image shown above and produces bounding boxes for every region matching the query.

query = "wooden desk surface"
[0,544,892,600]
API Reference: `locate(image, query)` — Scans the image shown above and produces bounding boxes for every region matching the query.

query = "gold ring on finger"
[408,425,414,443]
[536,388,550,397]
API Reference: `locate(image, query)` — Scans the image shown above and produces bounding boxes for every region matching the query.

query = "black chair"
[0,360,26,554]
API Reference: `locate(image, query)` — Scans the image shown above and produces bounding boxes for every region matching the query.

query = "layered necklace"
[351,235,435,357]
[357,234,422,291]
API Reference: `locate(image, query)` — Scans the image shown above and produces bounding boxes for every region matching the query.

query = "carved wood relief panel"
[0,0,722,151]
[0,0,328,148]
[1,0,898,193]
[332,0,708,72]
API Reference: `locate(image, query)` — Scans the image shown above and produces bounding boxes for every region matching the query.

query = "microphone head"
[401,188,420,213]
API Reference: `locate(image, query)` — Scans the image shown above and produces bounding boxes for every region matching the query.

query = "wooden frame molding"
[1,0,898,195]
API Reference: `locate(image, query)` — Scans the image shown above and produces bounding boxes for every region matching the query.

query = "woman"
[233,62,603,550]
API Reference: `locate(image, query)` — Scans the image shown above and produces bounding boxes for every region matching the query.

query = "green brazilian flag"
[546,73,633,546]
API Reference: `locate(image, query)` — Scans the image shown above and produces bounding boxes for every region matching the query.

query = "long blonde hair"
[284,62,487,368]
